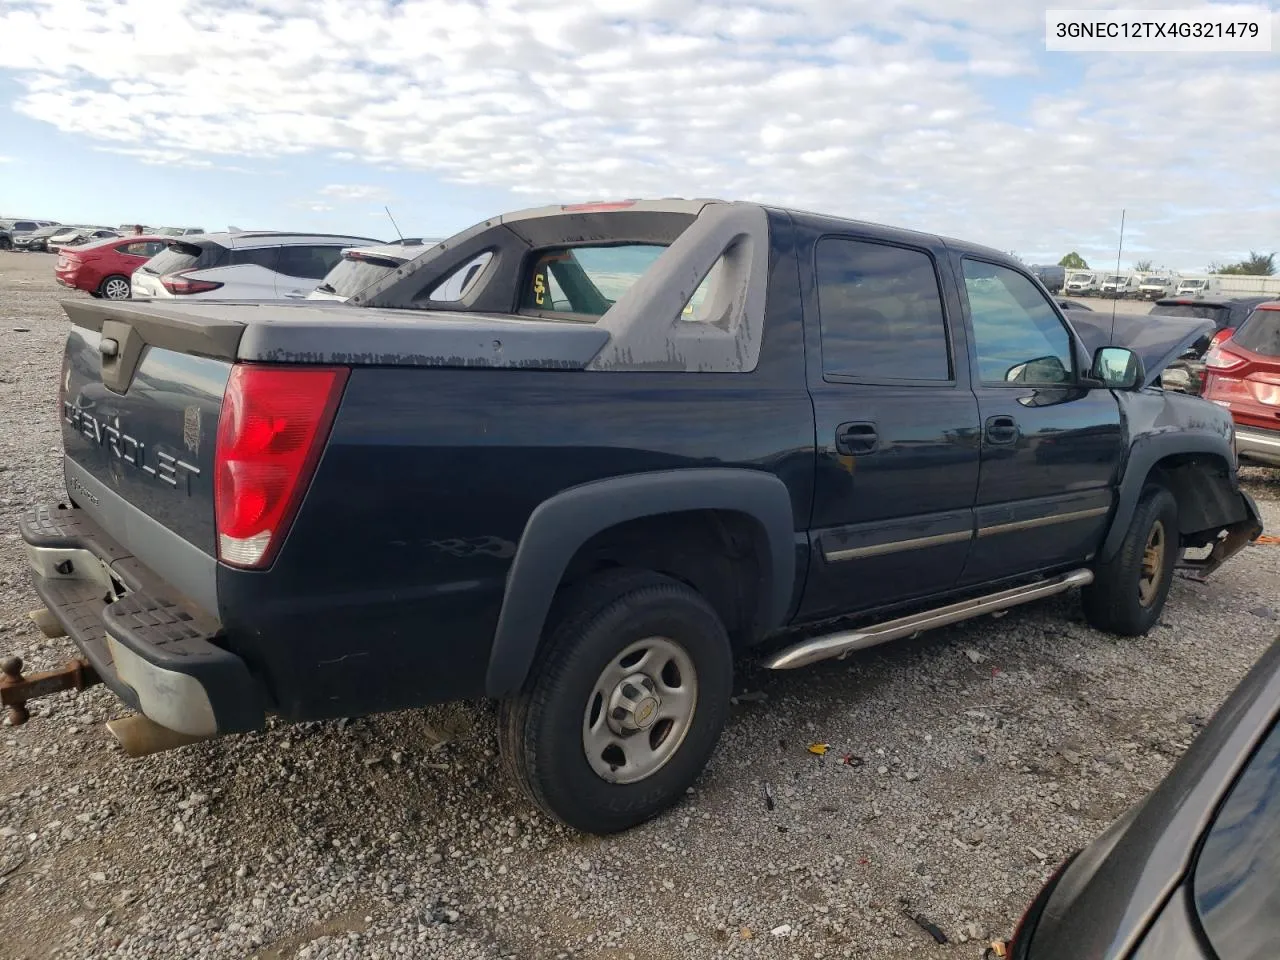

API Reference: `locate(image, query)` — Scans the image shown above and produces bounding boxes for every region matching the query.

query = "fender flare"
[1101,432,1235,561]
[484,468,796,697]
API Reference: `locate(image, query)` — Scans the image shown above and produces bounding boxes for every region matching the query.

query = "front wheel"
[498,570,733,834]
[1082,485,1179,635]
[98,275,131,300]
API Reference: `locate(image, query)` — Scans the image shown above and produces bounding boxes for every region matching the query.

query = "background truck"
[1137,274,1177,300]
[1063,271,1099,296]
[1099,273,1138,298]
[14,199,1262,834]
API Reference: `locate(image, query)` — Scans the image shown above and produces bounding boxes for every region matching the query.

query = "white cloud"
[0,0,1277,268]
[318,183,392,203]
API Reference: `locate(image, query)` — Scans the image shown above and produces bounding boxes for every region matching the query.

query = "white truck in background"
[1063,271,1099,296]
[1137,274,1177,300]
[1176,276,1222,298]
[1099,273,1138,298]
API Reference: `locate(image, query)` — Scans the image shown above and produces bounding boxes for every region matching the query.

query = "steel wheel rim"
[1138,519,1165,607]
[582,636,698,785]
[103,278,130,300]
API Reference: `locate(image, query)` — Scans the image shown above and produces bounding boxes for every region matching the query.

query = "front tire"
[98,275,131,300]
[498,570,733,834]
[1082,485,1179,635]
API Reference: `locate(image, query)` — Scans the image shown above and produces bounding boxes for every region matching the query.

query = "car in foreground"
[131,231,383,300]
[54,235,169,300]
[9,199,1262,836]
[48,226,121,254]
[1007,637,1280,960]
[1147,296,1276,395]
[14,224,64,252]
[1202,300,1280,467]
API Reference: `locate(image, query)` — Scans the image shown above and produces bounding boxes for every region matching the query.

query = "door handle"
[835,421,878,455]
[984,415,1019,444]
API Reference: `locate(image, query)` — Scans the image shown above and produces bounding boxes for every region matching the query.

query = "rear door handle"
[985,415,1019,444]
[835,421,878,455]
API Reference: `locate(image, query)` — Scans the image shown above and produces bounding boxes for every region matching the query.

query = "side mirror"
[1091,346,1144,390]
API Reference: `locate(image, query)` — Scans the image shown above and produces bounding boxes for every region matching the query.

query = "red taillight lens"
[161,272,223,295]
[1204,344,1247,372]
[1208,328,1233,350]
[214,365,349,569]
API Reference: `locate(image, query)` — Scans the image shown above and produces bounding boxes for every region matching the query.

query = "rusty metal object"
[1,656,102,725]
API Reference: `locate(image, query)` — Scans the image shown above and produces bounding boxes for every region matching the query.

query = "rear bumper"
[19,504,264,736]
[1235,426,1280,467]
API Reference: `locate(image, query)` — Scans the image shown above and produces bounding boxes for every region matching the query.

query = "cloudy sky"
[0,0,1276,271]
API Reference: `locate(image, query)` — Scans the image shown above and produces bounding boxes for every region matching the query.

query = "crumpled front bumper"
[18,504,263,736]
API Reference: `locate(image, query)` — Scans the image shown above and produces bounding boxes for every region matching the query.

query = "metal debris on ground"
[984,941,1009,959]
[901,906,949,945]
[763,783,775,811]
[807,742,830,756]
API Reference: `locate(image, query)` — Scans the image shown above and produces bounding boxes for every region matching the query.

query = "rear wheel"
[1082,485,1179,635]
[498,570,733,834]
[98,275,131,300]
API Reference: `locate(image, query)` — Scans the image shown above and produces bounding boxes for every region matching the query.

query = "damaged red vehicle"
[1203,301,1280,467]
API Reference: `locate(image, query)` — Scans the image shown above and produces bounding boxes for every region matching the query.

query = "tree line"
[1056,251,1275,276]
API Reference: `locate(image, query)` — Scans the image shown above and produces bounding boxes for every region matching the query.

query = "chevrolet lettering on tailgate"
[62,402,201,492]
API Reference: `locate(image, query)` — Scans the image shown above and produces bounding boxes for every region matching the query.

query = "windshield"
[1104,276,1124,284]
[317,254,405,299]
[1141,277,1166,285]
[1182,279,1207,288]
[1068,273,1091,282]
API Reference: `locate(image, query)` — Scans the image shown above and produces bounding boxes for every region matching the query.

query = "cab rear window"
[521,245,665,317]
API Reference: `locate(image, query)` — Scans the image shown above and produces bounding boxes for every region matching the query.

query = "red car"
[1203,299,1280,467]
[54,235,169,300]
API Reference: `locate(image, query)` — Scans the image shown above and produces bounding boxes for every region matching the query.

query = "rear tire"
[98,275,131,300]
[1082,485,1179,636]
[498,569,733,834]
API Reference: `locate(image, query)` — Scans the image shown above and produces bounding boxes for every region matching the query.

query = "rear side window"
[815,237,951,381]
[1234,308,1280,357]
[120,241,165,258]
[1192,718,1280,960]
[277,245,345,280]
[228,246,280,270]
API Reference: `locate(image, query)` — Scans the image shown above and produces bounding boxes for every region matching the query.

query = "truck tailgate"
[59,300,242,598]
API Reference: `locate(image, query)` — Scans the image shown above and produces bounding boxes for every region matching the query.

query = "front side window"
[815,237,950,381]
[963,259,1074,385]
[276,245,344,280]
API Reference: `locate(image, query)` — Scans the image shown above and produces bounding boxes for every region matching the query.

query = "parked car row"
[0,217,60,250]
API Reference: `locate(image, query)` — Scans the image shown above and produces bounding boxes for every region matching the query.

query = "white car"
[48,226,121,254]
[131,231,383,300]
[307,239,479,302]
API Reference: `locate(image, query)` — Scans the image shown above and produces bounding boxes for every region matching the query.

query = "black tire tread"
[498,568,730,833]
[1083,485,1179,636]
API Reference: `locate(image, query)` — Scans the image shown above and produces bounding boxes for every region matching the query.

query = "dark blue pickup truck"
[10,199,1262,834]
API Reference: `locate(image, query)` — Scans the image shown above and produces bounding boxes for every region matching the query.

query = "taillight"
[1204,344,1247,372]
[161,272,223,295]
[214,365,349,569]
[1208,328,1233,350]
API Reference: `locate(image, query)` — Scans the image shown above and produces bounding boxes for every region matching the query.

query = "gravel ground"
[0,252,1277,959]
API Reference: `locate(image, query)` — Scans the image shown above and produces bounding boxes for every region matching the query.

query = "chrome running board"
[762,568,1094,670]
